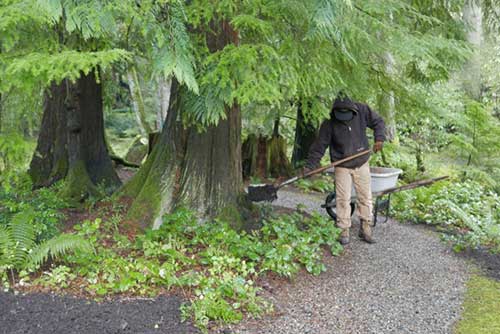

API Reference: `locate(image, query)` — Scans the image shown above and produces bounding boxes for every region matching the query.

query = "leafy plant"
[296,175,335,193]
[36,208,341,331]
[392,180,500,253]
[0,175,67,241]
[0,209,93,285]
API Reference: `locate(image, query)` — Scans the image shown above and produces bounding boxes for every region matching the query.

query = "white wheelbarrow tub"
[326,166,403,195]
[369,167,403,193]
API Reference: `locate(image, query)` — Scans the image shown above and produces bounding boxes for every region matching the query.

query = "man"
[305,94,385,245]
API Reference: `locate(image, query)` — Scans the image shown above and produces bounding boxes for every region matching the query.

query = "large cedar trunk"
[291,101,317,168]
[29,73,121,196]
[120,21,244,229]
[29,81,69,187]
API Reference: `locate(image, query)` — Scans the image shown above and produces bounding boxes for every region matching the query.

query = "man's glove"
[373,141,384,153]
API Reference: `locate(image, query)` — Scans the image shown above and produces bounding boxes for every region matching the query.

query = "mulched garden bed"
[459,247,500,280]
[0,291,199,334]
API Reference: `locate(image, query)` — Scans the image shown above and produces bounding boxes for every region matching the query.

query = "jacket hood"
[332,96,358,113]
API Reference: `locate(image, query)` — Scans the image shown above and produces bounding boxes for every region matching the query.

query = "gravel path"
[233,188,471,334]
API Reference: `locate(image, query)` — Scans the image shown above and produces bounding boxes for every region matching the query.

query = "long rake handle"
[277,149,371,189]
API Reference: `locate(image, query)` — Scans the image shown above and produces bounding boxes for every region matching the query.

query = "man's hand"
[373,141,383,153]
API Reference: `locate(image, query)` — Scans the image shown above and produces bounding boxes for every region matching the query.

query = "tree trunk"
[242,118,292,179]
[291,101,317,168]
[59,80,98,201]
[157,76,172,130]
[127,66,152,135]
[120,21,244,229]
[79,71,122,191]
[29,72,121,195]
[462,0,482,100]
[377,51,397,141]
[29,81,69,187]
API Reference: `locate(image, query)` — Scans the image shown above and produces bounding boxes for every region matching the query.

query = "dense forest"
[1,0,499,332]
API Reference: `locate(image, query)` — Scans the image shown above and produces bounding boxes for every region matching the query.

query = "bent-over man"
[305,94,386,245]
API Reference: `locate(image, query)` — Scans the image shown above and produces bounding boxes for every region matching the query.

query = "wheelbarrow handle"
[277,150,371,189]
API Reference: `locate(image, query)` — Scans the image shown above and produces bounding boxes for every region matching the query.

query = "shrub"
[392,180,500,252]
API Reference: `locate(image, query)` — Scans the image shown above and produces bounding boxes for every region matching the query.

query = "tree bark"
[462,0,483,100]
[377,51,397,141]
[157,76,172,130]
[291,101,317,168]
[29,81,69,187]
[120,21,244,229]
[242,117,292,179]
[29,72,121,195]
[127,66,152,135]
[59,80,98,201]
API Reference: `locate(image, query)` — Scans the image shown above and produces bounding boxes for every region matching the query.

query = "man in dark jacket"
[306,95,385,245]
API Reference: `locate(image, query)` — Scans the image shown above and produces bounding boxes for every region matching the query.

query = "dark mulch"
[0,292,199,334]
[458,247,500,281]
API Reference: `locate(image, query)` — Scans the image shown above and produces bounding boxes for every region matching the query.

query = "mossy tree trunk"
[120,21,244,230]
[59,81,98,201]
[29,72,121,196]
[291,101,317,168]
[242,118,292,179]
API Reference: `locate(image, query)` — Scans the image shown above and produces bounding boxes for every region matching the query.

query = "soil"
[459,247,500,280]
[0,292,199,334]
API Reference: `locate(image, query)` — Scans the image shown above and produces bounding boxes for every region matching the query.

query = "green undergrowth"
[29,207,342,331]
[391,179,500,253]
[0,174,68,242]
[455,275,500,334]
[295,175,335,194]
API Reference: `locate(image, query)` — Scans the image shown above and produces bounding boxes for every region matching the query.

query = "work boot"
[339,228,350,245]
[359,220,375,244]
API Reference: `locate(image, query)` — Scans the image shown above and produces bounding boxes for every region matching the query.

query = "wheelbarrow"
[321,169,448,226]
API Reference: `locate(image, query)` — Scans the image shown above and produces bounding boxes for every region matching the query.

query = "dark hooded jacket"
[306,97,386,169]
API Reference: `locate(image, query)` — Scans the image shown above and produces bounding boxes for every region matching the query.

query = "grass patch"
[455,275,500,334]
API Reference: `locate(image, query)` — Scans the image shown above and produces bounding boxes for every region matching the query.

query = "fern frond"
[28,234,93,268]
[8,210,36,266]
[0,226,11,256]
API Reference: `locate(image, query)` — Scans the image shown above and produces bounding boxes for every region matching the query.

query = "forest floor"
[2,186,499,334]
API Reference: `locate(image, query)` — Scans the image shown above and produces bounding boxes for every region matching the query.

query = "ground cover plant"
[13,206,342,331]
[392,179,500,253]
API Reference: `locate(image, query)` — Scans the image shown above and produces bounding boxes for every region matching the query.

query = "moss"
[49,156,68,181]
[59,160,99,204]
[217,205,244,230]
[455,275,500,334]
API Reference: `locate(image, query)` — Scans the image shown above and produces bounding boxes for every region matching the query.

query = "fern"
[29,234,94,268]
[0,211,93,273]
[8,210,36,267]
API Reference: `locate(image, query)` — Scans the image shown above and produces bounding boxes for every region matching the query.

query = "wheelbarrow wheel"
[324,192,355,221]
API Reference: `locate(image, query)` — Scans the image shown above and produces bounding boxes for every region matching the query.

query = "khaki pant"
[335,161,373,229]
